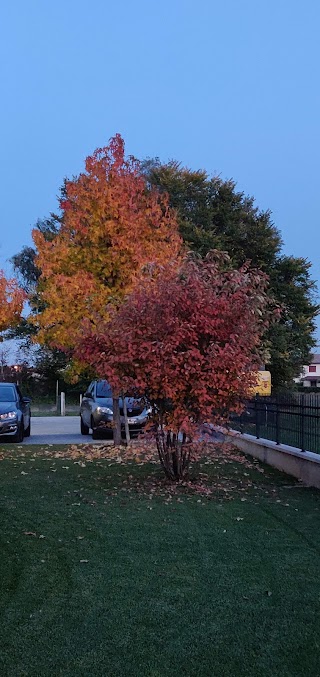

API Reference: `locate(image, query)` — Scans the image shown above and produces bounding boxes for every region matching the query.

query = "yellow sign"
[252,370,271,396]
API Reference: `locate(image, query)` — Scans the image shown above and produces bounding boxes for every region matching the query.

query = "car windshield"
[0,386,16,402]
[96,381,113,398]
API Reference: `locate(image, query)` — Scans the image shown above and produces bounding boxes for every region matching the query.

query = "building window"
[309,365,316,372]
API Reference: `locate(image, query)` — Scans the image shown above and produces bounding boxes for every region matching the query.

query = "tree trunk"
[112,397,122,446]
[122,395,131,445]
[155,427,191,481]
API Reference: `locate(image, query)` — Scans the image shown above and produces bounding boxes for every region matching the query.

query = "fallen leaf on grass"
[23,531,37,537]
[80,559,89,563]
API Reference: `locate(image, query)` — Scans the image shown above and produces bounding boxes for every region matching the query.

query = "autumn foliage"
[0,271,25,333]
[33,135,182,351]
[79,252,272,479]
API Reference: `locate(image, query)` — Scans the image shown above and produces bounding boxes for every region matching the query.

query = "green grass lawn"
[1,443,320,676]
[29,398,80,416]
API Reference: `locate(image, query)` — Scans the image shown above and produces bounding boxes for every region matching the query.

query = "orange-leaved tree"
[33,134,182,442]
[0,270,25,334]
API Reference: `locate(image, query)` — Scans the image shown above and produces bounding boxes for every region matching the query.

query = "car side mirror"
[22,397,31,403]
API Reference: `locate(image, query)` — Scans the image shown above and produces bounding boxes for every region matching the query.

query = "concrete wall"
[225,431,320,489]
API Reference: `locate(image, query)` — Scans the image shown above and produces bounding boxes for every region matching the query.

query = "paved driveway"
[14,417,224,446]
[20,416,101,445]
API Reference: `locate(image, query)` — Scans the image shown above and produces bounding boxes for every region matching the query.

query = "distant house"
[295,354,320,388]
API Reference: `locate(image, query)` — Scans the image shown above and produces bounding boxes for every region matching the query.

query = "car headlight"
[0,411,17,420]
[96,406,113,415]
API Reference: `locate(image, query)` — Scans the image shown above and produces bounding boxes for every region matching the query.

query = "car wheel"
[91,417,99,439]
[80,416,89,435]
[24,420,31,437]
[12,420,24,443]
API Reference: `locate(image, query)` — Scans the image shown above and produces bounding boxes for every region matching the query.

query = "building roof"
[311,354,320,364]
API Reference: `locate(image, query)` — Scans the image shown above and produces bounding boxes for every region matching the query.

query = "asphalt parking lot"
[21,416,106,445]
[0,416,224,446]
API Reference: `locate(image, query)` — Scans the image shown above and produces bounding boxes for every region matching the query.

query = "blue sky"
[1,0,319,334]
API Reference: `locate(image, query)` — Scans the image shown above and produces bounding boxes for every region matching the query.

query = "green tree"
[142,160,319,390]
[11,214,61,297]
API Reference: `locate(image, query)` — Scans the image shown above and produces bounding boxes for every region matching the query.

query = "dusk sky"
[1,0,319,335]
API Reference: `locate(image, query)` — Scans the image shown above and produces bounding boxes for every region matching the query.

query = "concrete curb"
[224,430,320,489]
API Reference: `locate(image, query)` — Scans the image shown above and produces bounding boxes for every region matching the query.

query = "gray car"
[80,380,150,439]
[0,382,31,442]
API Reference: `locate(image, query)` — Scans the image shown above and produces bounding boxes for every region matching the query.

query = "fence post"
[56,379,59,413]
[275,400,280,445]
[255,396,260,439]
[301,397,305,452]
[61,392,65,417]
[240,408,244,434]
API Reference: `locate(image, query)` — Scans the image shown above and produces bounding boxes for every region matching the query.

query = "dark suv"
[80,380,149,439]
[0,383,31,442]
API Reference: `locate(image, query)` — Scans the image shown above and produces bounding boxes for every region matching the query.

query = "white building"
[296,354,320,387]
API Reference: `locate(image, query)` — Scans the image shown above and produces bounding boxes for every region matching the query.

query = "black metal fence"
[231,393,320,454]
